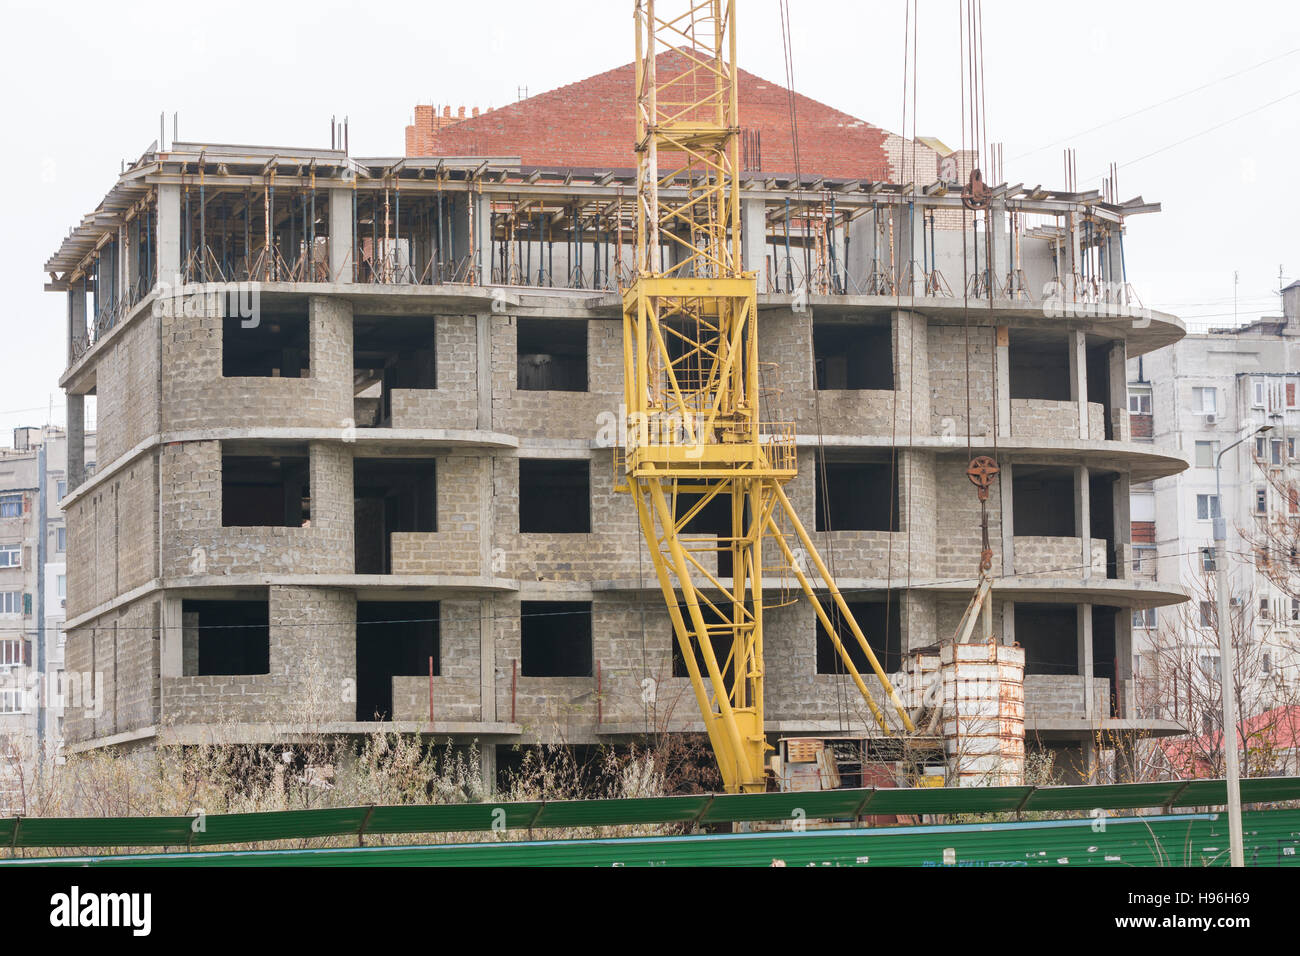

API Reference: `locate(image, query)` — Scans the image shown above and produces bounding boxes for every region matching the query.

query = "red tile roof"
[1160,704,1300,777]
[406,50,894,180]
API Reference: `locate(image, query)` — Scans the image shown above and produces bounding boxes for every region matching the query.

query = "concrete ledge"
[1025,717,1186,740]
[63,725,158,754]
[171,574,519,595]
[797,433,1187,482]
[160,721,523,745]
[592,575,1188,609]
[754,293,1184,359]
[67,721,525,752]
[64,575,521,629]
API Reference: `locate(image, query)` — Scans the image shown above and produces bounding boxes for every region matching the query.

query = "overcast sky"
[3,0,1297,437]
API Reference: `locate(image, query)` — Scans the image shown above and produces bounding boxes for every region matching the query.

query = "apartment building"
[0,425,97,810]
[1129,281,1300,715]
[44,57,1188,784]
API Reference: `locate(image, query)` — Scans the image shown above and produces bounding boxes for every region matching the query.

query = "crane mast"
[622,0,914,793]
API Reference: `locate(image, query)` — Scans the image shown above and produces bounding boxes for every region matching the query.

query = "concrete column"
[1065,211,1081,293]
[476,313,492,430]
[1069,329,1088,439]
[1107,340,1129,441]
[995,326,1011,438]
[66,393,85,492]
[893,202,923,294]
[1078,603,1095,721]
[478,455,494,582]
[157,183,182,286]
[121,223,137,301]
[894,310,930,436]
[1104,223,1124,289]
[159,596,182,682]
[480,741,498,795]
[1077,465,1092,579]
[1002,599,1015,646]
[1112,472,1131,581]
[328,188,354,282]
[68,284,87,364]
[989,202,1006,293]
[479,597,496,722]
[473,191,491,285]
[1115,607,1134,718]
[741,198,768,292]
[999,460,1014,574]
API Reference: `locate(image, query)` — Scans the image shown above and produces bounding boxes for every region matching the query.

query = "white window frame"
[1256,487,1269,515]
[0,688,23,714]
[1196,494,1221,521]
[0,546,20,569]
[0,639,20,668]
[1253,379,1266,408]
[1132,607,1156,629]
[0,592,23,616]
[1132,544,1157,573]
[1128,389,1152,415]
[1194,387,1218,414]
[0,495,21,519]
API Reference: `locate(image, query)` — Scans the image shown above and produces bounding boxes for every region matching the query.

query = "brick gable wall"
[405,51,897,180]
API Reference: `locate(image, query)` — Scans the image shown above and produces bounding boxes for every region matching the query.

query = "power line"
[1085,86,1300,183]
[1010,44,1300,161]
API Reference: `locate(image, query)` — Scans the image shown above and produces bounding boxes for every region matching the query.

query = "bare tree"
[1134,561,1300,780]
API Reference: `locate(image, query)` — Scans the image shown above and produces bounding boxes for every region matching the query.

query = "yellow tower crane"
[621,0,916,793]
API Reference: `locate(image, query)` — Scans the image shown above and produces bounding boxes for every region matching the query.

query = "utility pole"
[1214,423,1271,868]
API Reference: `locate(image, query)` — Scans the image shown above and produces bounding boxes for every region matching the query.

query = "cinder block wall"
[161,294,353,432]
[60,282,1140,749]
[158,440,353,578]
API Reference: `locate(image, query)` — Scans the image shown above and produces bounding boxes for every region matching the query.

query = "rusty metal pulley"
[961,168,991,211]
[967,456,1000,574]
[966,455,1000,502]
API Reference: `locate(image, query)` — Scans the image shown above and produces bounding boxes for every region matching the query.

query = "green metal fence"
[1,775,1297,853]
[7,809,1300,867]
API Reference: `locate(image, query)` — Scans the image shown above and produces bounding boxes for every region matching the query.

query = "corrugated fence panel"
[3,776,1299,850]
[11,810,1300,867]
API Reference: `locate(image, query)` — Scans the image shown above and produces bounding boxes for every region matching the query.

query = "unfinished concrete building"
[45,55,1189,784]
